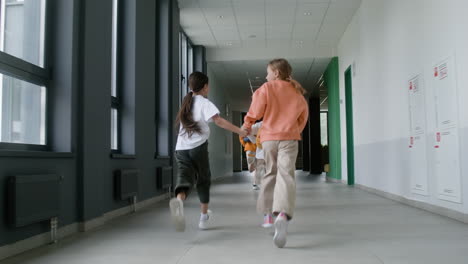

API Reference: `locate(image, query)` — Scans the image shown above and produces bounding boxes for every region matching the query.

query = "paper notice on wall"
[431,55,462,203]
[434,128,462,203]
[409,134,429,195]
[433,56,458,130]
[407,74,428,195]
[408,75,426,135]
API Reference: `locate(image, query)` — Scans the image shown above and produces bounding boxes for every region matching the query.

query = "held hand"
[239,128,249,138]
[241,125,251,135]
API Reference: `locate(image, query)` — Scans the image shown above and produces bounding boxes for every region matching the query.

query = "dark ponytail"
[175,72,209,137]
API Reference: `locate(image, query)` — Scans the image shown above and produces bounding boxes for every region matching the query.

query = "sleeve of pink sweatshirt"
[297,97,309,132]
[243,87,267,129]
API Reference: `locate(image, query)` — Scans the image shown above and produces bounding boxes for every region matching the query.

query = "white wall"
[338,0,468,213]
[207,67,234,179]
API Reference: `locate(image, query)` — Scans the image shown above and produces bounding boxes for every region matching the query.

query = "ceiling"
[178,0,361,111]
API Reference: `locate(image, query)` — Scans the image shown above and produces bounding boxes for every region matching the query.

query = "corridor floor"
[2,171,468,264]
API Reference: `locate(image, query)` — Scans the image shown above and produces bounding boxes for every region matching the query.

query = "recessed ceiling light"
[304,12,311,16]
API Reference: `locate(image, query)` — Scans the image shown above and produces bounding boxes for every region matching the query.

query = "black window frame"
[179,30,195,103]
[0,0,51,151]
[110,0,122,154]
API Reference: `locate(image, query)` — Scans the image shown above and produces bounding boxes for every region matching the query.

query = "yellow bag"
[256,128,262,149]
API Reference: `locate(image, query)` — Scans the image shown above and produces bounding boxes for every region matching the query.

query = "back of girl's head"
[268,58,306,95]
[189,71,209,92]
[176,71,209,137]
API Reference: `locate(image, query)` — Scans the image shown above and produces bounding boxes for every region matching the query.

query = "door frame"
[344,66,355,185]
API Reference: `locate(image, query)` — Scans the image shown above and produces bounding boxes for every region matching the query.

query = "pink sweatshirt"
[243,80,309,143]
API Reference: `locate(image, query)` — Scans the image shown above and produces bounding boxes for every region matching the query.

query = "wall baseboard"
[0,193,170,261]
[355,184,468,224]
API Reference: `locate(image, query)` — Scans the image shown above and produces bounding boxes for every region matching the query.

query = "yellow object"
[324,164,330,173]
[239,136,256,152]
[256,128,262,149]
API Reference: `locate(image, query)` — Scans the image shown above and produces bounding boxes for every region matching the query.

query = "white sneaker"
[198,210,212,230]
[262,214,274,228]
[273,213,288,248]
[252,184,260,190]
[169,198,185,232]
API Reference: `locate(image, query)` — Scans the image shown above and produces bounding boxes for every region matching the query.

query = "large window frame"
[179,30,194,103]
[0,0,50,151]
[111,0,121,153]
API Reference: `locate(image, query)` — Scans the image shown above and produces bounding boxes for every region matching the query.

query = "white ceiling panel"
[234,7,265,26]
[238,25,266,39]
[324,7,357,24]
[295,3,329,24]
[266,25,293,39]
[318,23,347,42]
[201,7,237,27]
[292,24,321,40]
[266,39,293,49]
[217,40,242,48]
[180,0,361,110]
[188,32,215,41]
[211,26,239,41]
[242,39,266,48]
[330,0,362,9]
[180,8,207,26]
[265,3,296,25]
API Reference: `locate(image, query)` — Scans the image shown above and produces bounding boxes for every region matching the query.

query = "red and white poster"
[431,55,461,203]
[407,74,428,196]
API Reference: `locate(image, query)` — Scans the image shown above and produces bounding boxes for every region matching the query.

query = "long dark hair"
[268,58,306,95]
[175,72,209,137]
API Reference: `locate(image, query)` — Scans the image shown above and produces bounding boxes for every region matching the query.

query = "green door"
[344,66,355,185]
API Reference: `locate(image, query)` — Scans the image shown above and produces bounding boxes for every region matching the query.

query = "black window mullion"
[111,96,120,108]
[0,52,50,80]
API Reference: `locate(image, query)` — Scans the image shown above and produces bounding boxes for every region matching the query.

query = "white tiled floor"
[2,171,468,264]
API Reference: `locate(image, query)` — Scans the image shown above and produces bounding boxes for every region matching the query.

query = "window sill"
[0,150,75,159]
[110,153,136,159]
[155,155,171,160]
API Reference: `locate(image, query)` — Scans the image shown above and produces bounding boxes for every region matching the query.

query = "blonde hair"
[268,58,306,95]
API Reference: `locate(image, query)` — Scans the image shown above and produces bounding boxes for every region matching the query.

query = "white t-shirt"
[251,122,264,160]
[175,95,220,150]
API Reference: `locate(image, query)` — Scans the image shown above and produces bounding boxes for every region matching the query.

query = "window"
[111,0,120,151]
[187,43,193,82]
[179,31,194,103]
[0,0,48,148]
[320,112,328,146]
[1,0,46,67]
[180,32,187,99]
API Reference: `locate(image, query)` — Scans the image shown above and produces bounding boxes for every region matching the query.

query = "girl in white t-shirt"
[169,72,247,231]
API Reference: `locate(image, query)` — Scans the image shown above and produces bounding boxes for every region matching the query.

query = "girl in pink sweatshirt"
[243,58,309,248]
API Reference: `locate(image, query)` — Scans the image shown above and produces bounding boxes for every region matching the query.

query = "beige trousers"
[255,159,266,185]
[246,150,256,172]
[257,140,298,219]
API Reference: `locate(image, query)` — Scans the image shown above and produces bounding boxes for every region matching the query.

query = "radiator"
[114,169,138,200]
[7,174,61,228]
[156,166,172,190]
